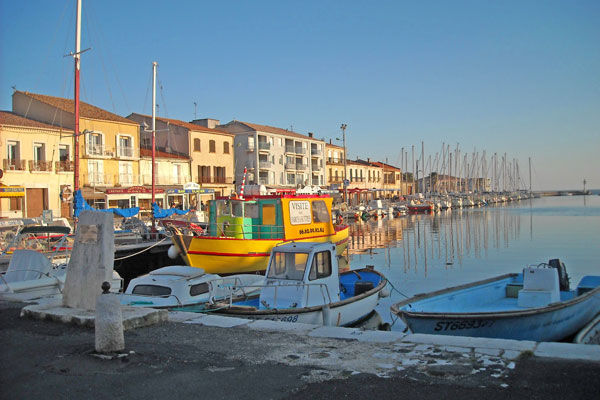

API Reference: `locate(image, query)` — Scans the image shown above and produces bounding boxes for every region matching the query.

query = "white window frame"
[86,131,105,157]
[117,134,134,158]
[88,159,105,185]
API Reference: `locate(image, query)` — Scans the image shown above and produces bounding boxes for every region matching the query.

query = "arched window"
[193,138,201,152]
[209,140,216,153]
[223,142,230,154]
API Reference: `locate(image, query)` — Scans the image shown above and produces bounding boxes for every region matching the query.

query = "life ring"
[61,187,73,202]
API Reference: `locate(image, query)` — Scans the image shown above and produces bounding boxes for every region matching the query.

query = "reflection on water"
[344,196,600,329]
[349,207,525,275]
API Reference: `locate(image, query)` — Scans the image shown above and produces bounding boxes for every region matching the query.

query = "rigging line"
[143,68,151,115]
[157,77,169,118]
[85,0,130,113]
[82,5,116,114]
[30,0,72,96]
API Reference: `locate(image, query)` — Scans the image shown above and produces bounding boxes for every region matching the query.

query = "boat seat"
[517,267,560,307]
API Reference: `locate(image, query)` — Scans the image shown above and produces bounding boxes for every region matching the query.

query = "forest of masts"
[396,142,531,195]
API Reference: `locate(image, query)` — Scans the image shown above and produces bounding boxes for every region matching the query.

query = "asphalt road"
[1,300,599,400]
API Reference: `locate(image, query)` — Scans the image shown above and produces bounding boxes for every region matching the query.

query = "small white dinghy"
[206,241,388,326]
[0,249,122,301]
[120,266,265,309]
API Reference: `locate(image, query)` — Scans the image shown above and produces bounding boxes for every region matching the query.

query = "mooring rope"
[113,236,170,261]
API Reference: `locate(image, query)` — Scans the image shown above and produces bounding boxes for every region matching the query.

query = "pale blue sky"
[1,0,598,190]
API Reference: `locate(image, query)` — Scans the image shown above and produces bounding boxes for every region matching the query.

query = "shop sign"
[167,188,215,194]
[105,186,165,194]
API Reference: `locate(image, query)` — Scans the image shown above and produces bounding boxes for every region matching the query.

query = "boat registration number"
[434,319,495,331]
[263,315,299,323]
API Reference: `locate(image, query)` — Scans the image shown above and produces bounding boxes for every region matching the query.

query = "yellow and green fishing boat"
[169,194,349,274]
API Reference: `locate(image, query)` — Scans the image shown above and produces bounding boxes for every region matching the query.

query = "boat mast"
[529,157,532,195]
[151,61,157,229]
[73,0,81,200]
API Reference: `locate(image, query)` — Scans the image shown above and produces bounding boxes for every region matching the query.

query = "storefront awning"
[0,184,25,197]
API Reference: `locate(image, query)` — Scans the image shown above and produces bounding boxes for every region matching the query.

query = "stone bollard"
[95,281,124,353]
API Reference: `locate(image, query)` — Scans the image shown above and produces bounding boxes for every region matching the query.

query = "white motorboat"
[120,266,265,308]
[0,248,122,301]
[206,241,388,326]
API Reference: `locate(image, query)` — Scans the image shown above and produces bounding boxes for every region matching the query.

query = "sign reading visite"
[289,200,312,225]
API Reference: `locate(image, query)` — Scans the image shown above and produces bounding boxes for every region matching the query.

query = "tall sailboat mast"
[151,61,158,230]
[73,0,81,196]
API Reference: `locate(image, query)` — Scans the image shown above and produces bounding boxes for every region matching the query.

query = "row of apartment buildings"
[0,91,413,219]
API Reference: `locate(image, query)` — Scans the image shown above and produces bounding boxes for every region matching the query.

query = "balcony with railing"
[326,157,343,165]
[28,160,52,172]
[258,142,271,152]
[3,159,26,171]
[55,161,74,172]
[85,173,113,186]
[311,163,322,171]
[285,162,296,170]
[295,163,307,171]
[197,176,234,185]
[351,177,365,183]
[328,178,343,184]
[295,147,306,155]
[86,144,138,159]
[117,146,136,159]
[311,147,322,156]
[285,145,295,154]
[311,178,320,185]
[259,160,273,169]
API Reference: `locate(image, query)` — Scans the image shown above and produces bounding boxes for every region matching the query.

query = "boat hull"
[172,226,349,274]
[210,268,386,326]
[391,274,600,342]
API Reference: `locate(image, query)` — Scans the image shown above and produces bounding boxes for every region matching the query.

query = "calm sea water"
[347,195,600,330]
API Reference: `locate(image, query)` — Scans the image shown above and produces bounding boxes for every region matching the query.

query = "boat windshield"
[268,251,309,280]
[216,200,245,218]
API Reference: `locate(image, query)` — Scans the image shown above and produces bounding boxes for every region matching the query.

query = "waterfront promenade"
[2,299,599,399]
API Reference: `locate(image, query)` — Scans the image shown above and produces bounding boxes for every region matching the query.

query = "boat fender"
[354,281,374,296]
[167,245,179,260]
[379,288,390,298]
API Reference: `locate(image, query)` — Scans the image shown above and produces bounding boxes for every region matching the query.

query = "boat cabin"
[207,194,335,241]
[259,242,340,309]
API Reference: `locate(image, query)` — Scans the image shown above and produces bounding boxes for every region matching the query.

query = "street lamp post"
[340,124,348,205]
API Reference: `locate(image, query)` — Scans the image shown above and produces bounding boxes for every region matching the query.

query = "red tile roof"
[231,121,322,141]
[128,113,234,136]
[15,91,136,125]
[0,110,73,132]
[370,161,402,171]
[139,148,190,160]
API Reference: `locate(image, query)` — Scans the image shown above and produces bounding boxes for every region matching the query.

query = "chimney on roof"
[191,118,220,129]
[367,157,370,163]
[308,132,313,138]
[329,139,332,144]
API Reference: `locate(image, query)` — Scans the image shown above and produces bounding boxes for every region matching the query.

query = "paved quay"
[2,299,599,400]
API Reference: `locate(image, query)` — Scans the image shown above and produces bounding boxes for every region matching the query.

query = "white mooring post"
[95,281,124,353]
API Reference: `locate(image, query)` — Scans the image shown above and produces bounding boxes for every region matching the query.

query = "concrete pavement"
[2,299,599,399]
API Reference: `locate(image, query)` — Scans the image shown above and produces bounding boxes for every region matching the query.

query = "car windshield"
[267,251,309,280]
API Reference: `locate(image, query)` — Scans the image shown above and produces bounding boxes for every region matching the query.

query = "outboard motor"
[548,259,570,291]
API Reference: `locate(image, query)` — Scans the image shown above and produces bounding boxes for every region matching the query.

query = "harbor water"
[347,195,600,331]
